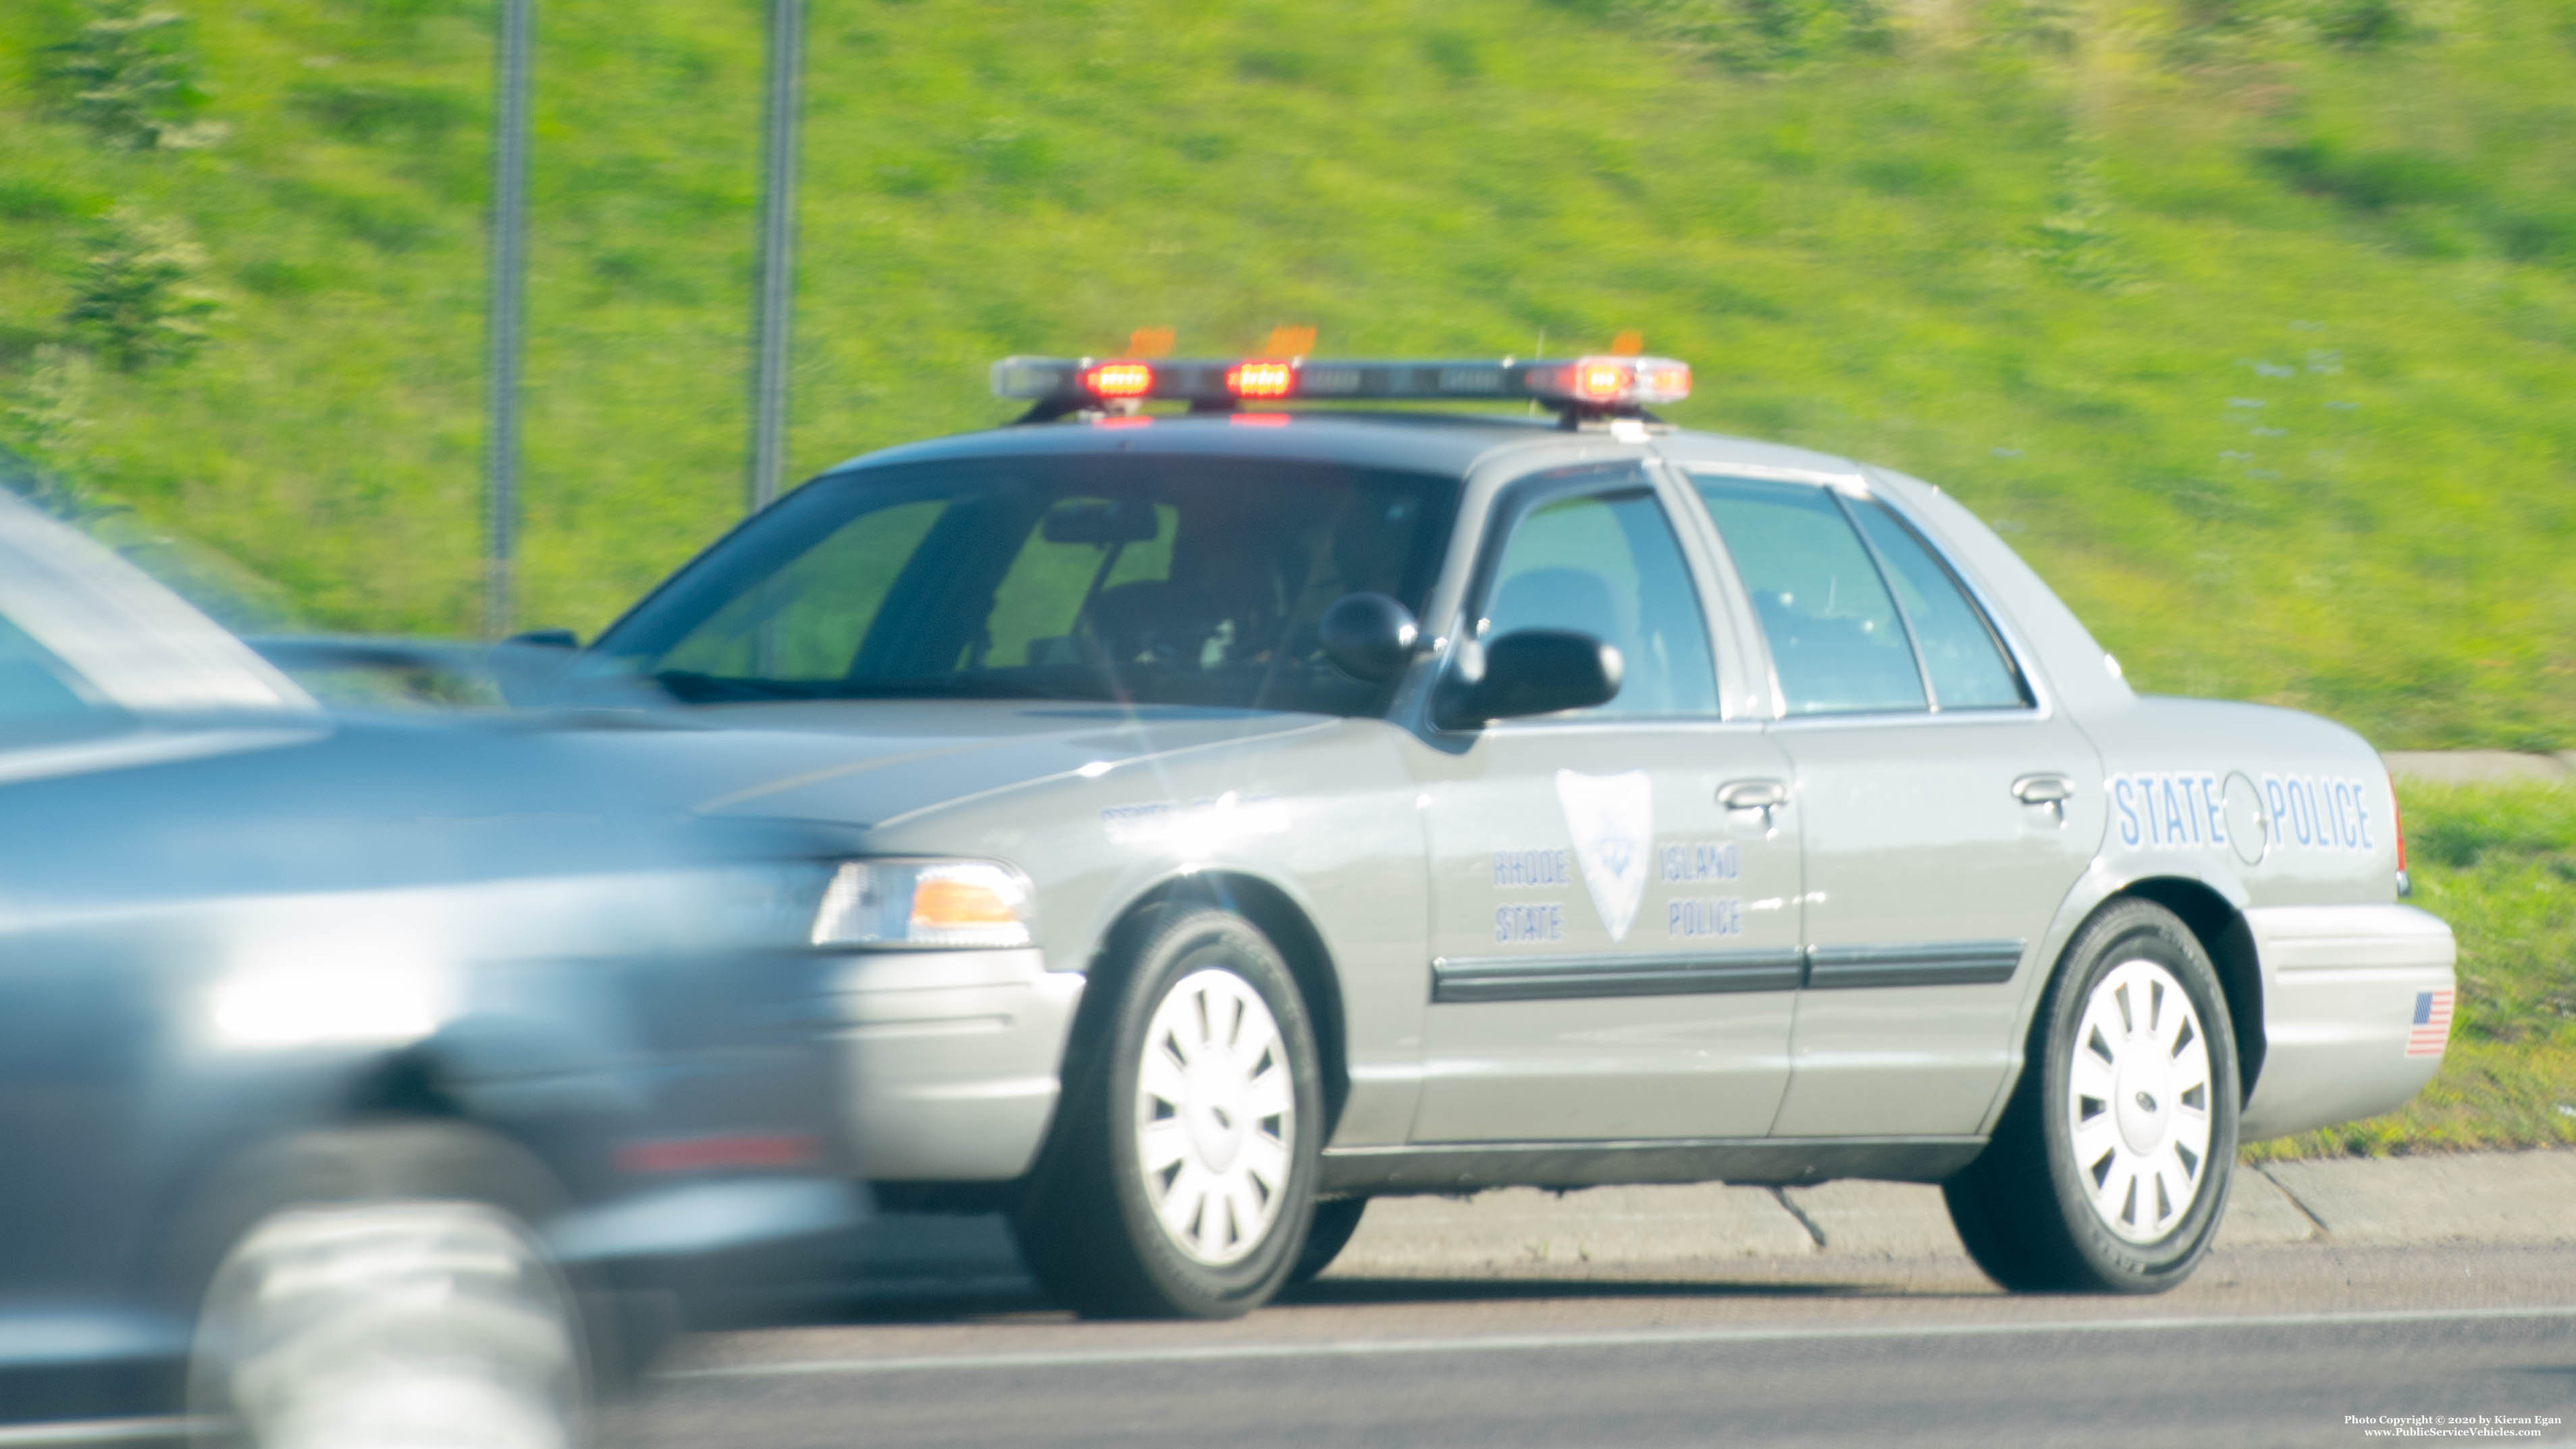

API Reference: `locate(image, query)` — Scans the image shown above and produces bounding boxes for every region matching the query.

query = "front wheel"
[1014,908,1323,1319]
[1945,900,2240,1293]
[1289,1197,1369,1285]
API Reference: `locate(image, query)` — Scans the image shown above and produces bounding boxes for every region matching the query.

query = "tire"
[180,1124,593,1449]
[1944,900,2240,1294]
[1013,907,1324,1319]
[1289,1197,1369,1286]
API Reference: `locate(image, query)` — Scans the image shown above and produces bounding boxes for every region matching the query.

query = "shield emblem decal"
[1555,769,1653,943]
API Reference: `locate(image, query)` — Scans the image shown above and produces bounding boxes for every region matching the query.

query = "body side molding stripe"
[1426,941,2022,1001]
[1319,1135,1987,1192]
[1430,949,1805,1003]
[1802,939,2024,990]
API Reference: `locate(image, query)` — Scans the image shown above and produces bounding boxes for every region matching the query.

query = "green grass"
[1,0,2573,747]
[2248,780,2576,1159]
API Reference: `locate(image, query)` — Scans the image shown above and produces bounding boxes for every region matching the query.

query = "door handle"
[2013,774,2074,806]
[1718,779,1790,812]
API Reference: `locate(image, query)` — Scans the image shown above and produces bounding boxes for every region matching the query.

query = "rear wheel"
[1014,908,1322,1318]
[1944,900,2240,1294]
[182,1125,592,1449]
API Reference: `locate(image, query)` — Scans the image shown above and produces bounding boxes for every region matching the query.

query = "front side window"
[1691,475,1924,715]
[1476,477,1719,719]
[592,455,1454,715]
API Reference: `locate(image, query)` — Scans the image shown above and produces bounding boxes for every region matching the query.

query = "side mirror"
[507,628,579,650]
[1318,592,1419,683]
[1435,629,1622,729]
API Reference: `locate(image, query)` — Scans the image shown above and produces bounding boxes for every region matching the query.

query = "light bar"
[991,354,1691,421]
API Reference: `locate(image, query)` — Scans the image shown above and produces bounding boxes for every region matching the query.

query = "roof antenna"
[1525,328,1546,417]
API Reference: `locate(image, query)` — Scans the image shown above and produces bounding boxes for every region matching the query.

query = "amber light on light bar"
[1226,361,1297,400]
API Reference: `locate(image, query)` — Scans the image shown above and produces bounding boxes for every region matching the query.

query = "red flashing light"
[1229,412,1291,427]
[1082,361,1155,399]
[1227,361,1298,400]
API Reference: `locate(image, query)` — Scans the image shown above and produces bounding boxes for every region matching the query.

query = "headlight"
[810,860,1036,949]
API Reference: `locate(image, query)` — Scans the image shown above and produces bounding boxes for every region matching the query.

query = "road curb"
[834,1148,2574,1290]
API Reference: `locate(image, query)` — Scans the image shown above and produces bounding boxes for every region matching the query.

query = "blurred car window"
[0,498,313,721]
[0,610,131,749]
[1691,475,1927,716]
[594,456,1454,714]
[1845,496,2030,710]
[1478,480,1719,719]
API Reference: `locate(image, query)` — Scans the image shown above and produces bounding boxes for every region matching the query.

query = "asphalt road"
[625,1240,2576,1448]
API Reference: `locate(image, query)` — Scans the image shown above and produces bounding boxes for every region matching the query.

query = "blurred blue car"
[0,494,865,1444]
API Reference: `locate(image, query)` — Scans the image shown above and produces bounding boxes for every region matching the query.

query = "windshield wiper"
[814,676,1107,702]
[648,670,1105,704]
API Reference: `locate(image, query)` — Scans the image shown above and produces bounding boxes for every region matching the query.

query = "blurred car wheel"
[1944,901,2240,1294]
[1014,909,1321,1319]
[182,1125,590,1449]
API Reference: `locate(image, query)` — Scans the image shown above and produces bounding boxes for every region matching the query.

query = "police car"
[538,350,2454,1317]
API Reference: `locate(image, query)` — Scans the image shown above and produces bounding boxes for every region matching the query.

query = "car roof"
[821,411,1873,486]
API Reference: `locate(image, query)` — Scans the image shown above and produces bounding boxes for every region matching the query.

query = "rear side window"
[1477,479,1720,720]
[1691,476,1924,715]
[1845,498,2028,710]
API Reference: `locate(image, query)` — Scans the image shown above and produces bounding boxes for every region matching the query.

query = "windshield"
[587,454,1456,714]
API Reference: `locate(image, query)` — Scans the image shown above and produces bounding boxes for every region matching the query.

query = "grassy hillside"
[2,0,2572,747]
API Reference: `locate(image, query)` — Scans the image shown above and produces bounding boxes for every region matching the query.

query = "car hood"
[569,700,1336,828]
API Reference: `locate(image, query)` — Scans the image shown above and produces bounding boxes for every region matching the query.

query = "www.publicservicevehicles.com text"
[2350,1414,2562,1438]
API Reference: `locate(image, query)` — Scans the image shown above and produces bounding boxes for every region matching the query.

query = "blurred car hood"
[564,699,1333,828]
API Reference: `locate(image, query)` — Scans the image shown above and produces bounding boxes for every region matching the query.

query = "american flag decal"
[2407,989,2452,1057]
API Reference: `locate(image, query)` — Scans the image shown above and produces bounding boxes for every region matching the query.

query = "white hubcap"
[2067,958,2215,1244]
[1134,967,1295,1267]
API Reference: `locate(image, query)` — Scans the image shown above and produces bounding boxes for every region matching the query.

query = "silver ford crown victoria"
[532,354,2455,1319]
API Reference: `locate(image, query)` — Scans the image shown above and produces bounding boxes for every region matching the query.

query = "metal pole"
[481,0,533,638]
[745,0,806,514]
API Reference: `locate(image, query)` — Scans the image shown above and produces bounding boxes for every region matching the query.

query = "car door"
[0,508,319,1370]
[1681,470,2105,1138]
[0,608,175,1348]
[1403,462,1804,1144]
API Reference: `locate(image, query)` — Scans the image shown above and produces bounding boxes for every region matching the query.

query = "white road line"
[0,1419,199,1447]
[668,1302,2576,1381]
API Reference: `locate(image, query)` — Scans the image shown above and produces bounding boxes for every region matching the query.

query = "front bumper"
[823,949,1084,1181]
[2239,903,2457,1140]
